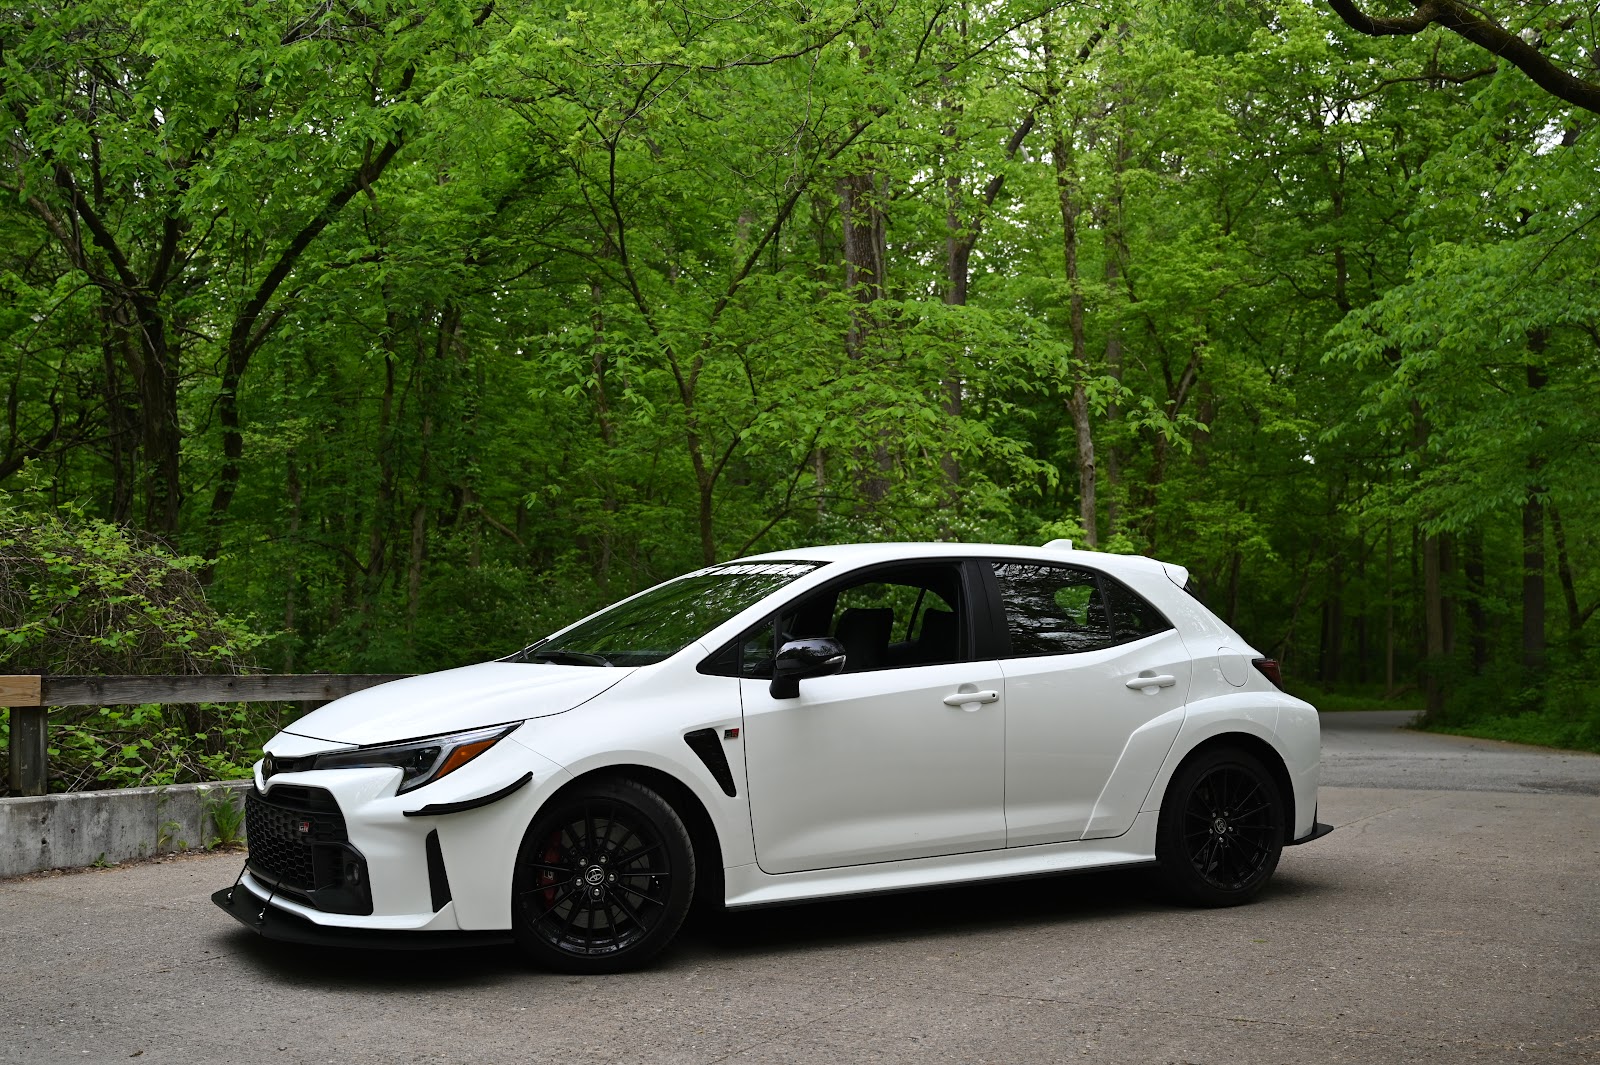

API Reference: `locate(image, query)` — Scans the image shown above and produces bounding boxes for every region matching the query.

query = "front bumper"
[232,736,566,932]
[212,882,512,950]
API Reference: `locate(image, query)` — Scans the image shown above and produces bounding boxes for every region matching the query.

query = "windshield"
[509,560,825,667]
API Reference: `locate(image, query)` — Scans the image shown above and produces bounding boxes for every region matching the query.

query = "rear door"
[988,560,1191,846]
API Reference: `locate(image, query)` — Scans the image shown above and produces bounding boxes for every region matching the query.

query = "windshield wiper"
[526,649,613,667]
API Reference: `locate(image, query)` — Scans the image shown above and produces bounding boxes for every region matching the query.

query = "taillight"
[1252,658,1283,689]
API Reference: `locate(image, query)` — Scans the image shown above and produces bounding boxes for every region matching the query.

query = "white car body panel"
[740,659,1008,874]
[232,540,1323,947]
[1000,629,1192,847]
[281,662,633,745]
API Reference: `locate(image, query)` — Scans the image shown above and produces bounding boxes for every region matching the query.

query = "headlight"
[310,724,519,794]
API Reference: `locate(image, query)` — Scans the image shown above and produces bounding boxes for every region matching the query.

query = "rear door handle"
[1125,673,1177,691]
[943,689,1000,709]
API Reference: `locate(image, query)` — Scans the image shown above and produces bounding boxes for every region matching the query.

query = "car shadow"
[213,863,1334,987]
[213,865,1158,986]
[676,865,1164,961]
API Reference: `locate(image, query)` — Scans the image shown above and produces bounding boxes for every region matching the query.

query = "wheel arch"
[1161,732,1297,844]
[539,764,726,912]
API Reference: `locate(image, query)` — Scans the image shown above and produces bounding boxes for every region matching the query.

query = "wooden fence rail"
[1,674,412,797]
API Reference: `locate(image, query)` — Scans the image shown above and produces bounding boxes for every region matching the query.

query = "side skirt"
[724,810,1159,909]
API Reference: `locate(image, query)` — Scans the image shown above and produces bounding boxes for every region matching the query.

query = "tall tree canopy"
[3,0,1597,776]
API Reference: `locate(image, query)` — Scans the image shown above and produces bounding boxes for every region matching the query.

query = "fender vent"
[684,728,737,797]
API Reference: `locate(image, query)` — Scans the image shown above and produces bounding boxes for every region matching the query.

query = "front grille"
[245,785,348,896]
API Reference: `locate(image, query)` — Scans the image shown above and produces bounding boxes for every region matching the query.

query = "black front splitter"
[1287,821,1335,846]
[212,883,513,951]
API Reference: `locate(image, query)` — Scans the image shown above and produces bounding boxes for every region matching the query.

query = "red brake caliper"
[537,830,564,909]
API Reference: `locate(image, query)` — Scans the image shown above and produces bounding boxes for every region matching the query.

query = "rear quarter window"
[990,561,1173,657]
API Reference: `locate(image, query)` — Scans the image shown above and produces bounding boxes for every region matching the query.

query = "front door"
[739,561,1007,875]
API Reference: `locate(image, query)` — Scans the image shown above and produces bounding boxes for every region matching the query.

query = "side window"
[1104,578,1173,643]
[780,563,967,673]
[991,562,1173,656]
[991,563,1112,655]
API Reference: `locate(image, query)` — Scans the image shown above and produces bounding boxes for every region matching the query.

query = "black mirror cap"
[769,637,847,699]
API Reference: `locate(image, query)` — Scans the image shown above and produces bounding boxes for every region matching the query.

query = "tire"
[1155,746,1285,907]
[511,776,696,973]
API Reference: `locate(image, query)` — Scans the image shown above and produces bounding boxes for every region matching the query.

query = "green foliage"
[0,499,271,791]
[201,786,246,850]
[0,498,266,675]
[1,0,1596,773]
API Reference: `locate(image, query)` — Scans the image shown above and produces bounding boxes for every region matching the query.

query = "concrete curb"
[0,780,251,878]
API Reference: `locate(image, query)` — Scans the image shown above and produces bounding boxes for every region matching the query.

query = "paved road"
[1322,711,1600,795]
[3,714,1597,1064]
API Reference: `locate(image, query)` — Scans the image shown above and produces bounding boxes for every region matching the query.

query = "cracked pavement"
[2,712,1596,1064]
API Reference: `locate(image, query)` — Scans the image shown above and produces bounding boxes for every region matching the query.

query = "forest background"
[2,0,1597,792]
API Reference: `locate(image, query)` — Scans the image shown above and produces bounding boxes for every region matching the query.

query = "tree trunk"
[363,336,399,614]
[283,453,302,673]
[1385,523,1397,696]
[1052,121,1097,546]
[99,300,136,524]
[941,168,968,491]
[1101,238,1124,539]
[1549,508,1589,652]
[1522,496,1546,669]
[1422,529,1445,720]
[1523,358,1548,669]
[1463,531,1488,672]
[839,171,890,504]
[130,295,182,535]
[1320,555,1344,686]
[1354,533,1369,684]
[1225,550,1241,628]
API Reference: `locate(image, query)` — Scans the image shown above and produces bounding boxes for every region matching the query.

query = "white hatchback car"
[215,541,1329,971]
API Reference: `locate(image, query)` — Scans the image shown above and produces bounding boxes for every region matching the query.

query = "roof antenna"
[1043,538,1074,551]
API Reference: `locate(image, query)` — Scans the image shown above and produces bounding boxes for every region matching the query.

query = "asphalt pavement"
[1321,710,1600,794]
[2,712,1597,1064]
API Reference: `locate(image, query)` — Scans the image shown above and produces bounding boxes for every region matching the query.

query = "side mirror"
[769,637,846,699]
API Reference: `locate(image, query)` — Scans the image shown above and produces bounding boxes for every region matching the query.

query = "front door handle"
[1125,673,1177,692]
[942,689,1000,709]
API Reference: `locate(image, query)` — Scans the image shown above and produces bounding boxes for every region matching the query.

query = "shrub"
[0,502,271,793]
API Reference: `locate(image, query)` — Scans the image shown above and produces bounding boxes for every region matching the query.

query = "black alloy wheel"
[511,776,695,973]
[1155,747,1285,907]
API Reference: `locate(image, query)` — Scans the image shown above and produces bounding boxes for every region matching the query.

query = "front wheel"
[1155,747,1285,907]
[511,777,695,973]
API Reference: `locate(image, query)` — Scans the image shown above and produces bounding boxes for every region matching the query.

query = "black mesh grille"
[245,786,348,895]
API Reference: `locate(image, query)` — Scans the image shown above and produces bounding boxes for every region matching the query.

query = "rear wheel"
[1155,747,1285,907]
[511,777,695,973]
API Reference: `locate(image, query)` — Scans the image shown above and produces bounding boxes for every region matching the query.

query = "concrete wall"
[0,780,251,878]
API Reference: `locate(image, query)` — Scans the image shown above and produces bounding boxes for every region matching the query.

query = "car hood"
[277,662,634,747]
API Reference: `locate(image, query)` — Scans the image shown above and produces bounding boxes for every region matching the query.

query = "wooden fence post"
[3,676,48,795]
[9,708,49,796]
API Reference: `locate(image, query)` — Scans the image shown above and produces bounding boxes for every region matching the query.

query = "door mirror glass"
[769,637,847,699]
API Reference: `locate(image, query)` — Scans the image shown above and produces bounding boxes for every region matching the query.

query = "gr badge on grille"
[297,820,312,835]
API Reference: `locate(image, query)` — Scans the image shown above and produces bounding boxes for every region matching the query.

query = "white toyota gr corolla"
[215,541,1330,971]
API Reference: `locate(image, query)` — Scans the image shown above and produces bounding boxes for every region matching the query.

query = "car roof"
[735,542,1188,587]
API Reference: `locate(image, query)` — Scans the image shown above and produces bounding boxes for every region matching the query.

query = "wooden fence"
[0,674,411,797]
